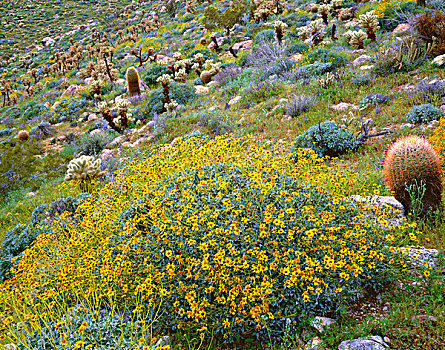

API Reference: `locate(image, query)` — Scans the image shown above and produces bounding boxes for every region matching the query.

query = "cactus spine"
[126,67,141,97]
[383,135,443,217]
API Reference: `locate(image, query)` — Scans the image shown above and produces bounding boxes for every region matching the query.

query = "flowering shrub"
[0,136,424,345]
[430,117,445,158]
[51,97,88,123]
[302,48,347,72]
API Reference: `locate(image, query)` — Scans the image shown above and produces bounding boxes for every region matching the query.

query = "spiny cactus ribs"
[126,67,141,97]
[383,135,443,217]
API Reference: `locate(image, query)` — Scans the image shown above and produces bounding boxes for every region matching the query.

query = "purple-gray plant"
[286,94,318,118]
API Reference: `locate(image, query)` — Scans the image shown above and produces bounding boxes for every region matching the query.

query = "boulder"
[311,317,336,333]
[353,55,372,66]
[62,84,82,97]
[290,53,304,62]
[232,40,253,51]
[195,85,210,95]
[393,23,410,35]
[432,54,445,67]
[228,95,242,106]
[331,102,357,111]
[338,336,388,350]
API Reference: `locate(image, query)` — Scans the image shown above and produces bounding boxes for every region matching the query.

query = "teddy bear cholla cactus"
[298,19,327,46]
[358,10,380,42]
[65,155,105,181]
[274,20,288,44]
[344,30,367,49]
[165,99,179,115]
[319,4,332,24]
[157,74,173,104]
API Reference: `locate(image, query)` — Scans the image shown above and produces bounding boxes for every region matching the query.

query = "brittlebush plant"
[0,136,427,346]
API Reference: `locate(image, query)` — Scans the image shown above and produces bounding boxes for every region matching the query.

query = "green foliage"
[52,97,88,123]
[0,194,88,281]
[254,29,276,44]
[72,131,115,157]
[303,48,348,71]
[285,42,309,56]
[18,305,163,350]
[406,104,444,124]
[291,120,362,158]
[143,82,196,118]
[142,64,171,86]
[379,1,423,31]
[21,100,50,121]
[203,3,245,33]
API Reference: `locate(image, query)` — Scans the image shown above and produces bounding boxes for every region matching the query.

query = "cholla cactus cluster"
[64,155,104,181]
[298,19,328,46]
[253,0,285,22]
[157,73,173,104]
[358,10,380,41]
[97,98,134,132]
[165,99,179,115]
[344,30,367,49]
[274,20,288,44]
[319,4,332,24]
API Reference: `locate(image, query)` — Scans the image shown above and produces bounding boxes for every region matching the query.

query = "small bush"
[406,104,444,124]
[197,111,232,135]
[291,120,362,158]
[142,64,171,86]
[213,66,243,87]
[144,82,196,118]
[29,122,55,139]
[52,97,88,122]
[359,93,391,109]
[254,29,275,44]
[352,74,374,87]
[414,10,445,55]
[286,94,318,118]
[303,48,348,71]
[285,42,309,56]
[72,131,115,157]
[242,78,282,103]
[21,101,50,121]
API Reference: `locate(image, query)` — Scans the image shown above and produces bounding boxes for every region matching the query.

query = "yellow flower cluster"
[0,135,423,344]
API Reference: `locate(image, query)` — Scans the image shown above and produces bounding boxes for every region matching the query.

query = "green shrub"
[406,104,444,124]
[21,100,50,120]
[143,82,197,118]
[142,64,171,86]
[291,120,362,158]
[303,48,348,71]
[254,29,276,44]
[72,131,115,156]
[285,42,309,56]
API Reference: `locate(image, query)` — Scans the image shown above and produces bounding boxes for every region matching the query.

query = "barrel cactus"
[383,135,443,217]
[65,155,104,181]
[126,67,141,97]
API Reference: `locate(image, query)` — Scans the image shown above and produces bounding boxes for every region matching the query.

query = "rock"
[399,83,416,91]
[207,36,225,50]
[208,105,218,112]
[399,123,414,129]
[360,65,374,70]
[432,54,445,67]
[195,85,210,95]
[42,37,55,46]
[348,195,405,229]
[306,336,322,350]
[412,315,437,324]
[338,336,388,350]
[100,148,115,160]
[228,95,242,106]
[353,55,372,66]
[352,49,366,54]
[200,70,213,84]
[393,23,410,35]
[108,136,125,148]
[88,113,98,121]
[25,192,36,198]
[207,81,220,89]
[90,129,102,136]
[232,40,253,51]
[84,77,94,86]
[311,317,336,333]
[331,102,357,111]
[290,53,304,62]
[397,246,439,268]
[62,84,82,97]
